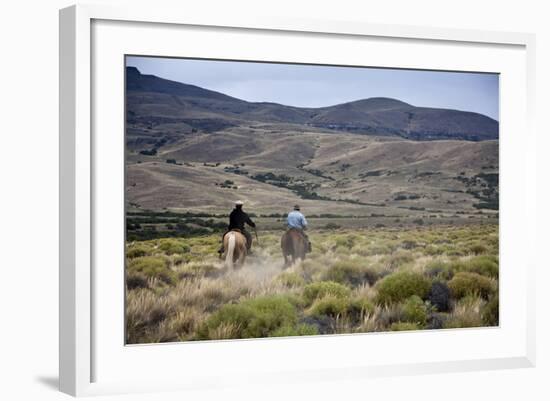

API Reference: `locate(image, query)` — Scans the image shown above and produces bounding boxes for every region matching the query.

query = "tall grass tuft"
[482,295,499,326]
[126,289,174,344]
[444,295,484,328]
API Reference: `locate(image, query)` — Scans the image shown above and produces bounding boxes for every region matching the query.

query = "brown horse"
[223,230,248,270]
[281,228,308,267]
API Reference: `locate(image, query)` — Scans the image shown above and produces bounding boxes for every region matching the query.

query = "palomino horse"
[223,230,248,270]
[281,228,308,267]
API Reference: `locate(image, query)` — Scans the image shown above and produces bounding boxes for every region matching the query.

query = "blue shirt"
[287,210,308,229]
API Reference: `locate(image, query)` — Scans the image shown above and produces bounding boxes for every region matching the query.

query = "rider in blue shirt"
[286,205,311,252]
[287,207,308,230]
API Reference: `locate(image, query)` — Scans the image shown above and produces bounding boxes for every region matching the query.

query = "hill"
[126,66,498,141]
[125,67,499,222]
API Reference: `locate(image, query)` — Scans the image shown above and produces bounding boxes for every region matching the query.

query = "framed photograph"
[59,4,536,397]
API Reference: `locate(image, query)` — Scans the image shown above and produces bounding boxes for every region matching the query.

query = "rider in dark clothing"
[218,200,256,254]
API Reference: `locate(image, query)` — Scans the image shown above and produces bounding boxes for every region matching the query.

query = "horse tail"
[288,233,295,256]
[225,232,236,270]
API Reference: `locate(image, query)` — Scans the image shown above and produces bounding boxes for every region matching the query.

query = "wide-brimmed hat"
[235,200,244,206]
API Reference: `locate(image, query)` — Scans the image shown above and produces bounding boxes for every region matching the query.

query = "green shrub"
[386,250,414,268]
[307,295,350,318]
[198,295,298,339]
[448,272,495,299]
[444,247,467,257]
[482,295,499,326]
[198,304,255,339]
[424,245,444,256]
[280,293,307,309]
[334,235,357,249]
[126,244,151,258]
[390,322,420,331]
[322,259,378,286]
[245,295,298,324]
[452,255,499,278]
[375,271,431,305]
[170,254,192,266]
[158,238,190,255]
[365,243,393,256]
[468,243,488,255]
[270,323,319,337]
[127,256,175,285]
[303,281,351,305]
[425,260,453,280]
[402,295,428,325]
[276,271,306,287]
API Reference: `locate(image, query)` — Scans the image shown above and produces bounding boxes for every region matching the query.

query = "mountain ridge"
[126,66,498,141]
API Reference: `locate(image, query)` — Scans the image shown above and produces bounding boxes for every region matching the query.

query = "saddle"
[224,228,250,248]
[286,227,306,239]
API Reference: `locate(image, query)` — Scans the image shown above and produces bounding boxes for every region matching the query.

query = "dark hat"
[293,204,300,210]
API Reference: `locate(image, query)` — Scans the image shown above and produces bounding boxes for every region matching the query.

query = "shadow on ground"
[35,376,58,391]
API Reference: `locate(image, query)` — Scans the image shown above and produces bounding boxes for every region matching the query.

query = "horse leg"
[283,253,290,269]
[301,241,307,261]
[236,248,246,269]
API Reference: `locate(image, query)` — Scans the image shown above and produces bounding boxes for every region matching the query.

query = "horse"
[281,228,308,267]
[223,230,248,270]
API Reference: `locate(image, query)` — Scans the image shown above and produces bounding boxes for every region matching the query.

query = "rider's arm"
[301,214,308,229]
[246,214,256,228]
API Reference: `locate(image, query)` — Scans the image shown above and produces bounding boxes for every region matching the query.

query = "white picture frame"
[59,4,536,397]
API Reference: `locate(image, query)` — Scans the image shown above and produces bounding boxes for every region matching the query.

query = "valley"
[125,66,498,237]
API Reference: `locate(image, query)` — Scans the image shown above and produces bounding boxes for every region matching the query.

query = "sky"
[126,56,499,120]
